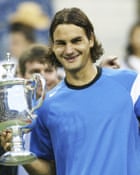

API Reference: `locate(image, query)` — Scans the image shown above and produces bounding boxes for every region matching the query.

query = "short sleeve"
[30,111,54,160]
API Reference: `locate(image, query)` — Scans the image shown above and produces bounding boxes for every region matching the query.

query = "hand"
[100,56,120,69]
[0,130,12,151]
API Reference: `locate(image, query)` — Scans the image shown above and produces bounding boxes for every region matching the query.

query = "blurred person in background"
[7,1,53,76]
[8,1,51,44]
[0,4,38,78]
[0,21,37,78]
[0,0,53,61]
[8,22,36,61]
[0,0,53,78]
[18,43,61,91]
[123,21,140,72]
[0,1,53,173]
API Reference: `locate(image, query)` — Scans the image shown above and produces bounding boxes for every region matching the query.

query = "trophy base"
[0,150,36,166]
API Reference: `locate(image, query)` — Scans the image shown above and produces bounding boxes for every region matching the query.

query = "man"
[18,43,60,91]
[1,7,140,175]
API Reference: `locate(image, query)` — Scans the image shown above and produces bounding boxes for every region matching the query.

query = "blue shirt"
[30,67,140,175]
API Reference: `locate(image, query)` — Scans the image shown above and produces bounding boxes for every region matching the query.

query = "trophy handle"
[31,73,46,113]
[25,73,46,115]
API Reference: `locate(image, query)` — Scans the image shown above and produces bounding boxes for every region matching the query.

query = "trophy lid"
[0,53,24,86]
[2,52,16,78]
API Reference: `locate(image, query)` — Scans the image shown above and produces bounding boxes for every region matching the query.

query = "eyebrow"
[71,36,82,42]
[29,68,41,73]
[54,36,83,43]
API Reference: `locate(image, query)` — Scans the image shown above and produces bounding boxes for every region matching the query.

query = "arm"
[24,158,56,175]
[99,56,120,69]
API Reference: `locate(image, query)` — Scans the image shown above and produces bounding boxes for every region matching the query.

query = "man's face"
[9,32,32,59]
[52,24,94,73]
[24,61,59,90]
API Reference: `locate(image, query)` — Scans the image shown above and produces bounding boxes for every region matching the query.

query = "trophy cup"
[0,53,46,165]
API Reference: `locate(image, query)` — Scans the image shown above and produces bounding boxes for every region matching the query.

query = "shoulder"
[102,67,137,76]
[101,67,139,91]
[47,80,66,98]
[36,80,67,119]
[39,80,66,107]
[102,67,137,81]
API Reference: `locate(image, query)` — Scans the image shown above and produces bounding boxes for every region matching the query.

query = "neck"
[65,64,97,86]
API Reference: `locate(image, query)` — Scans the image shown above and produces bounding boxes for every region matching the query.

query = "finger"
[1,129,11,137]
[108,57,120,68]
[0,131,12,147]
[3,142,12,151]
[107,56,118,60]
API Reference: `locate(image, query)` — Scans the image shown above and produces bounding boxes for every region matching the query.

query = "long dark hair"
[49,7,104,66]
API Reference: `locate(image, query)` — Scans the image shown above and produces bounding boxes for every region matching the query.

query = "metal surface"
[0,53,46,165]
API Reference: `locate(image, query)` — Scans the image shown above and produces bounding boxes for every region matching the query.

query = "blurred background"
[0,0,139,64]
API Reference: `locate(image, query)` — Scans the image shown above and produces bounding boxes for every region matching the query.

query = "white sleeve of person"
[131,74,140,104]
[131,74,140,118]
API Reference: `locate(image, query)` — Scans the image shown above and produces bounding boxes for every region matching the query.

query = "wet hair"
[19,44,55,76]
[49,7,104,66]
[9,22,36,43]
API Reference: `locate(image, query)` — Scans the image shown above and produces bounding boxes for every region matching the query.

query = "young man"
[1,7,140,175]
[18,43,60,91]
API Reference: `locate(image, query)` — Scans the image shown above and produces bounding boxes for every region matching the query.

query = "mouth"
[64,55,79,63]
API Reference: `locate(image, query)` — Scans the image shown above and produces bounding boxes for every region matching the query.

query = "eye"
[45,68,54,73]
[54,40,65,46]
[72,37,82,44]
[30,69,40,74]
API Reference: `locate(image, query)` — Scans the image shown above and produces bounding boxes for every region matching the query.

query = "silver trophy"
[0,53,46,165]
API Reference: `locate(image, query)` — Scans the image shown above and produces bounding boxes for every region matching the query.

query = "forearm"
[24,158,56,175]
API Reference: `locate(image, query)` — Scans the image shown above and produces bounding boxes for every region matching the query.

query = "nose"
[64,43,73,55]
[40,71,46,79]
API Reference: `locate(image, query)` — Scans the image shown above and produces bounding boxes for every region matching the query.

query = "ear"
[89,32,94,47]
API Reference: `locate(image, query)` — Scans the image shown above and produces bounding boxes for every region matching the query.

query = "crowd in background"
[0,1,54,175]
[0,0,54,62]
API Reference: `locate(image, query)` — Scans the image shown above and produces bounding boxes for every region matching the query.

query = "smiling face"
[52,24,94,74]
